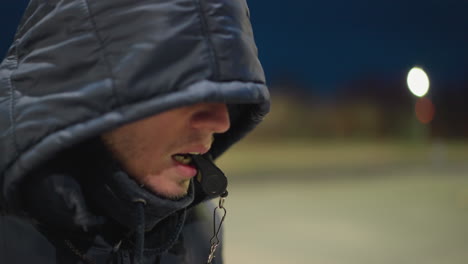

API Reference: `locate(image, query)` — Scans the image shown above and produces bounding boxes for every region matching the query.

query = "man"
[0,0,270,263]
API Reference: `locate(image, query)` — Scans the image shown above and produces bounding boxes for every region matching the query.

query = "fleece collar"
[21,138,198,235]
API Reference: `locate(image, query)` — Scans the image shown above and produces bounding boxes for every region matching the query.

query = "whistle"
[191,155,228,197]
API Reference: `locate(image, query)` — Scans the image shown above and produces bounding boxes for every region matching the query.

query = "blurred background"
[2,1,467,263]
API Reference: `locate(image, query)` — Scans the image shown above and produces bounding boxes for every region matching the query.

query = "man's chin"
[161,189,188,201]
[146,180,190,201]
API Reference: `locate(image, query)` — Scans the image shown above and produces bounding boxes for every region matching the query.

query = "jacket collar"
[21,138,197,234]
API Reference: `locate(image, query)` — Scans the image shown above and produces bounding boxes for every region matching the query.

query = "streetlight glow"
[407,67,430,97]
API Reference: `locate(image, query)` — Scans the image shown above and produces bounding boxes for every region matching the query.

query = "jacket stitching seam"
[14,0,37,40]
[9,42,20,157]
[81,0,121,107]
[193,0,220,80]
[127,209,186,254]
[146,210,186,253]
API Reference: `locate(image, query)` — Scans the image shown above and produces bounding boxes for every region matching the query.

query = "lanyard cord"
[206,191,228,264]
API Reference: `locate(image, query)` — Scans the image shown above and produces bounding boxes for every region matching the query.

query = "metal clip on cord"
[191,155,228,198]
[190,154,229,264]
[207,191,228,264]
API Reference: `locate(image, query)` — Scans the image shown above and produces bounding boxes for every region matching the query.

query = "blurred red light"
[415,97,435,124]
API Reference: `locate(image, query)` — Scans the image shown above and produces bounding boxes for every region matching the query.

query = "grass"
[216,139,468,177]
[225,171,468,264]
[221,140,468,264]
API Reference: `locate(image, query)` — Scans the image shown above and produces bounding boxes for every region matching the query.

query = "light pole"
[406,67,433,141]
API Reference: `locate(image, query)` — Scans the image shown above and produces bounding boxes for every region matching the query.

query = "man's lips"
[176,144,211,156]
[170,144,210,175]
[171,154,198,179]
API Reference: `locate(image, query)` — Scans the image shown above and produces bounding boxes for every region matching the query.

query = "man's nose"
[190,103,230,134]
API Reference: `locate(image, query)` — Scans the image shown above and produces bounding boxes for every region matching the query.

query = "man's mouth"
[172,153,201,165]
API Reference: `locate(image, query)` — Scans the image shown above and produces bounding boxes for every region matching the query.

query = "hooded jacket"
[0,0,270,263]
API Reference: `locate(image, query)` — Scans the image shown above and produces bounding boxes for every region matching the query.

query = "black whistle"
[191,155,228,197]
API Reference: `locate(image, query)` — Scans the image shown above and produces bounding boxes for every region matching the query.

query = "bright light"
[407,67,430,97]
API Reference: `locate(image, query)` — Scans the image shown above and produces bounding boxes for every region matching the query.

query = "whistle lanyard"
[206,191,228,264]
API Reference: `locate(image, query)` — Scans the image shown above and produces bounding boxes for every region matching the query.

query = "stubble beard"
[144,178,191,201]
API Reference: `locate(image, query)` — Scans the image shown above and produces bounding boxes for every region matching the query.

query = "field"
[215,140,468,264]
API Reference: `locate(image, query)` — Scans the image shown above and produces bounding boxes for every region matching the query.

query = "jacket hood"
[0,0,270,210]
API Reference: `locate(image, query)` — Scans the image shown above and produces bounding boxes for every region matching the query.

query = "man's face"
[101,103,230,200]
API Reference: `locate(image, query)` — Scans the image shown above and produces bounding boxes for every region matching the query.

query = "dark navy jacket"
[0,0,270,263]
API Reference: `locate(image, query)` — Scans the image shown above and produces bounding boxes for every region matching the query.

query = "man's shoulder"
[0,214,57,263]
[0,202,225,264]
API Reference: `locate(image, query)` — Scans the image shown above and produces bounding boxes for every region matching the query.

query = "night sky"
[1,0,467,94]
